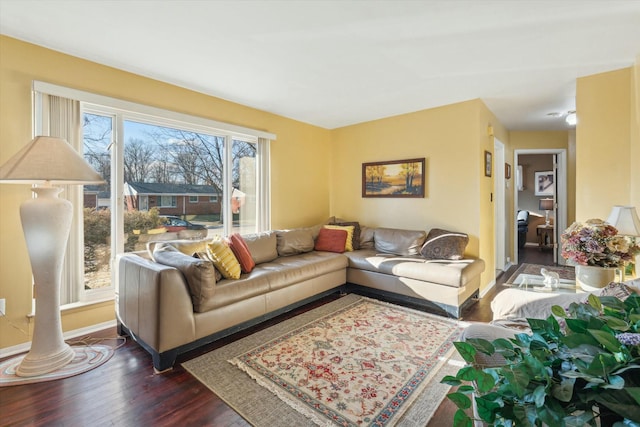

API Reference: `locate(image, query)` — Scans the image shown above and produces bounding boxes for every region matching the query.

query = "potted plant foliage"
[442,293,640,427]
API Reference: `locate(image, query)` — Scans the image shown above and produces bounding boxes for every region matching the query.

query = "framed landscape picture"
[362,158,425,198]
[534,171,554,196]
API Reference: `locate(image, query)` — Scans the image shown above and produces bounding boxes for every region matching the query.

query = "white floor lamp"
[0,136,104,377]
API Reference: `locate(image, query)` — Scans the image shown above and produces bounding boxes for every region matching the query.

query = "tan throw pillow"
[207,237,241,279]
[276,229,315,256]
[323,225,355,251]
[420,228,469,260]
[153,245,217,313]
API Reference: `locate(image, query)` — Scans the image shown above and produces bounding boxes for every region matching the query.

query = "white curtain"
[257,137,271,232]
[37,93,83,305]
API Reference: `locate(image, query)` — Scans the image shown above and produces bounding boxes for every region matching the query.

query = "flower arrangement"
[561,219,640,268]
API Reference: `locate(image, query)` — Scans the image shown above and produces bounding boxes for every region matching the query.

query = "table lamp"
[606,205,640,279]
[539,198,554,226]
[0,136,104,377]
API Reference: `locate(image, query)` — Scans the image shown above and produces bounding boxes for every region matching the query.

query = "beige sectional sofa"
[116,224,485,371]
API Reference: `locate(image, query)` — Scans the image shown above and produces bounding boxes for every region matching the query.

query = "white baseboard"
[0,320,117,359]
[480,279,496,298]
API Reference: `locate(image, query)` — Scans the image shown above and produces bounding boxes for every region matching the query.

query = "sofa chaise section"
[345,250,484,317]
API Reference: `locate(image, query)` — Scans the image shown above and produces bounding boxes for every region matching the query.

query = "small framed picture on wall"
[534,171,554,196]
[484,151,492,177]
[505,163,511,179]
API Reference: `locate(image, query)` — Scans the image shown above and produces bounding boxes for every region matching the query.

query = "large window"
[35,82,274,305]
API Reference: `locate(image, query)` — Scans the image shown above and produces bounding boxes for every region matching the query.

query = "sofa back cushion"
[276,229,315,256]
[359,225,375,249]
[243,231,278,264]
[153,245,217,313]
[374,228,426,256]
[420,228,469,260]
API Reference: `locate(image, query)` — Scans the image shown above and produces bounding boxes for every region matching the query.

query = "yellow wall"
[632,56,640,208]
[0,36,331,349]
[576,68,636,220]
[329,99,508,292]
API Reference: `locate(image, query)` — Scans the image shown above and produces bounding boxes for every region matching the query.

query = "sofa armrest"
[490,288,588,321]
[117,253,196,353]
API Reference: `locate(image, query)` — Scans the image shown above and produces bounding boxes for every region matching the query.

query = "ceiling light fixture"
[565,111,577,126]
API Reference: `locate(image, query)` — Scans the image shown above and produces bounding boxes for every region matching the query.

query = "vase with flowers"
[561,219,640,291]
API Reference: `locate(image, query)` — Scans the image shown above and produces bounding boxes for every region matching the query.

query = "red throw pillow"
[314,228,348,253]
[227,233,256,273]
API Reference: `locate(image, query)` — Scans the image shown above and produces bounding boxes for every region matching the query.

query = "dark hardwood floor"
[0,247,554,426]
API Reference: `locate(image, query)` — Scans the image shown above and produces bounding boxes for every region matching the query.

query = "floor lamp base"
[0,344,115,386]
[15,343,75,377]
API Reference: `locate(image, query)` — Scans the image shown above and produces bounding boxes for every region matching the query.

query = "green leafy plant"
[442,294,640,427]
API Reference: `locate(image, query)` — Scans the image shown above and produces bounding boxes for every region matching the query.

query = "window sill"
[27,297,115,318]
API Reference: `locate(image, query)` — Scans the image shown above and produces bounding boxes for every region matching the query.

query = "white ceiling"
[1,1,639,130]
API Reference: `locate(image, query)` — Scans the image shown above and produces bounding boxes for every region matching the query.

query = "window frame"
[34,81,275,306]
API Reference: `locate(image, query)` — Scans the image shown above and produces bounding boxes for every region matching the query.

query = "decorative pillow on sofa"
[207,237,242,279]
[227,233,255,273]
[147,239,210,262]
[420,228,469,260]
[323,225,355,251]
[276,229,315,256]
[243,231,278,264]
[374,228,426,256]
[153,245,217,313]
[329,219,361,250]
[314,228,348,253]
[598,281,637,300]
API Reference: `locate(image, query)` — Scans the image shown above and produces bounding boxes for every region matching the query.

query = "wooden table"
[537,224,554,250]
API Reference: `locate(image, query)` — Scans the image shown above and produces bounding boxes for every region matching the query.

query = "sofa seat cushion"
[206,271,272,310]
[345,249,484,288]
[258,251,348,291]
[203,251,348,310]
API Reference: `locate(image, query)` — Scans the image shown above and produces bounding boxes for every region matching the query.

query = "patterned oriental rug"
[506,263,576,284]
[183,294,466,427]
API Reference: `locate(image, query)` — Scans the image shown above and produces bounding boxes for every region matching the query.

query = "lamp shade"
[0,136,104,185]
[606,205,640,236]
[539,198,554,211]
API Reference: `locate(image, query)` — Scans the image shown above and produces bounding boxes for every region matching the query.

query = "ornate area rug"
[183,294,466,426]
[506,263,575,284]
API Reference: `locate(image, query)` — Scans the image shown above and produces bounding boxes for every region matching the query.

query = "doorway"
[513,149,567,266]
[494,139,507,275]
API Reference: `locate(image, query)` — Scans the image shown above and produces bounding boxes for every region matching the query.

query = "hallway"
[518,244,555,266]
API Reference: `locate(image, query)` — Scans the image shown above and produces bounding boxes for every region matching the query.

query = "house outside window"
[35,81,274,306]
